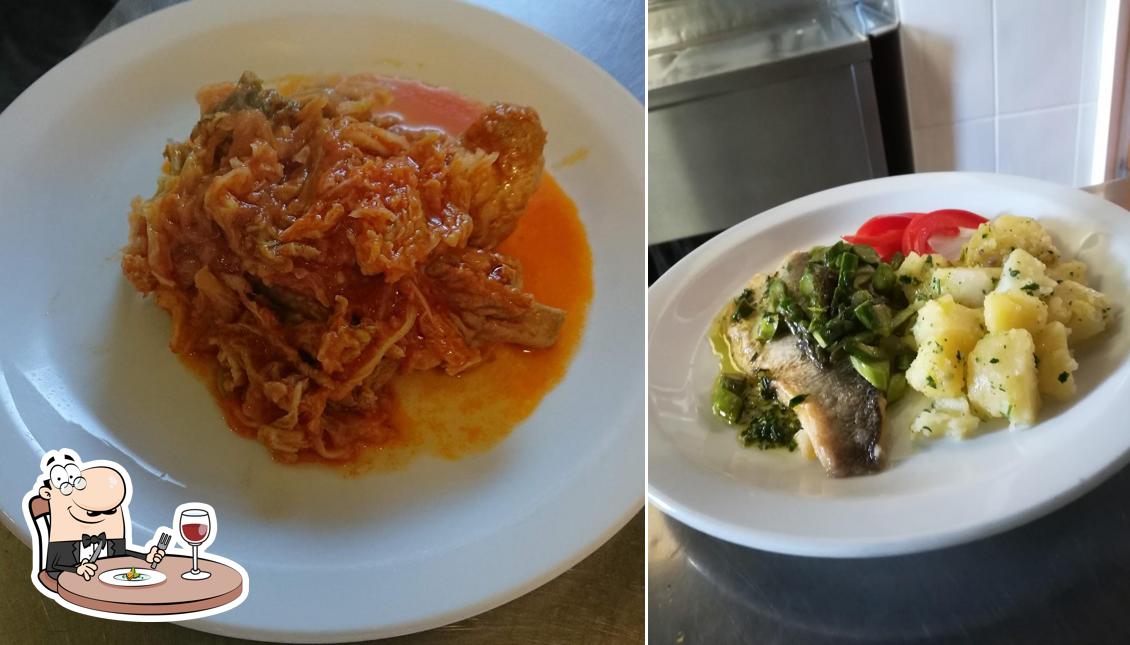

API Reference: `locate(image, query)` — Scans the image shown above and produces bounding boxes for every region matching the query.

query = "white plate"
[98,568,167,587]
[649,172,1130,558]
[0,0,643,641]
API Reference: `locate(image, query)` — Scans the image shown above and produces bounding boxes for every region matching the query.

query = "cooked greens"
[728,241,917,397]
[711,372,801,451]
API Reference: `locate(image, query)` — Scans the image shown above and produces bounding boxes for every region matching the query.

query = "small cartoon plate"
[98,568,167,587]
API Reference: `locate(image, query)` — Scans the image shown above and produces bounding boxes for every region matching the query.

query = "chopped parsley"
[1058,371,1069,383]
[990,357,1000,364]
[730,288,756,322]
[1021,282,1040,293]
[1009,269,1020,278]
[925,375,937,388]
[788,394,808,407]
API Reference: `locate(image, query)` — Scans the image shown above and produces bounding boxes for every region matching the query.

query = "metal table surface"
[0,1,643,643]
[648,177,1130,645]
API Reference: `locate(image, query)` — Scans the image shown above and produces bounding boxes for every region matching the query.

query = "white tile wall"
[1076,102,1098,185]
[995,0,1085,114]
[899,0,1109,186]
[900,0,995,127]
[912,118,996,172]
[997,105,1078,181]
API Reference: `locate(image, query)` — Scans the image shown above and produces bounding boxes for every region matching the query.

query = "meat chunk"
[426,248,564,348]
[461,103,546,248]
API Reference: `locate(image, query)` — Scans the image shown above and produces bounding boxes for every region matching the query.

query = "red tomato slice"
[844,229,903,261]
[856,213,916,237]
[902,209,988,255]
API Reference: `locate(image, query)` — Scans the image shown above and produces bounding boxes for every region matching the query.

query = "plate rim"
[648,170,1130,558]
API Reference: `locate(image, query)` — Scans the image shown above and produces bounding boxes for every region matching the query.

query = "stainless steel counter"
[1,1,643,643]
[648,178,1130,645]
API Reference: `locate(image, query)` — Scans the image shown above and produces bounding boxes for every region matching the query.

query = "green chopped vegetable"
[872,263,896,292]
[712,375,747,424]
[711,370,800,451]
[887,373,908,403]
[756,313,779,341]
[851,355,891,391]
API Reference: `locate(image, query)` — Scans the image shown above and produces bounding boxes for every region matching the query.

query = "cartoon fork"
[151,532,171,570]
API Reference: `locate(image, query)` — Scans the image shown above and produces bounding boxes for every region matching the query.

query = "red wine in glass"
[182,523,209,543]
[178,508,212,580]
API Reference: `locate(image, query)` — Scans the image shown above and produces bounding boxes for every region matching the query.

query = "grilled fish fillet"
[721,252,886,476]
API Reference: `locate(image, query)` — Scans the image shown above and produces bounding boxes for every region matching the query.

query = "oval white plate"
[649,172,1130,558]
[99,568,167,587]
[0,0,643,641]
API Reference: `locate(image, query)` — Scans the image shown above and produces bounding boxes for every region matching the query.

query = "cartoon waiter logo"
[22,449,249,621]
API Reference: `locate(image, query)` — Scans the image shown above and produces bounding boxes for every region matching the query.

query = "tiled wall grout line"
[991,0,1000,173]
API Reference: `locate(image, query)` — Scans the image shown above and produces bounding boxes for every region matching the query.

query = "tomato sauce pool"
[206,76,593,471]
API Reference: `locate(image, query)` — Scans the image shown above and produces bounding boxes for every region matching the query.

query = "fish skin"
[754,337,885,476]
[720,251,886,477]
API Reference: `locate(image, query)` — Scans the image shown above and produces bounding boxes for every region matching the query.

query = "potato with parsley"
[983,290,1048,335]
[960,214,1060,267]
[906,295,984,398]
[995,248,1056,297]
[1046,280,1112,342]
[897,252,948,300]
[927,267,1000,308]
[966,329,1040,426]
[1034,321,1078,400]
[1046,260,1087,285]
[912,396,981,439]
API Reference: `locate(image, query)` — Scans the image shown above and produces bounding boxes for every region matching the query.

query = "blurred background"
[648,0,1128,281]
[0,1,115,109]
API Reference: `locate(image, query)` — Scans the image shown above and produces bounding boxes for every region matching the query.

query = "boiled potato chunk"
[960,215,1060,267]
[911,397,981,439]
[897,252,948,300]
[1034,321,1078,400]
[1044,281,1116,343]
[1046,260,1087,285]
[907,341,965,398]
[983,291,1048,335]
[967,329,1040,426]
[911,294,985,353]
[995,248,1056,297]
[1046,280,1112,342]
[928,267,1000,307]
[907,295,985,398]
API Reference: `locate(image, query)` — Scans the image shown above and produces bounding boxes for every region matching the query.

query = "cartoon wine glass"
[178,507,211,580]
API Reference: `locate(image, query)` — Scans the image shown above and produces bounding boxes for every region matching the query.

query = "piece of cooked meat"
[425,248,565,349]
[461,103,546,248]
[722,252,885,477]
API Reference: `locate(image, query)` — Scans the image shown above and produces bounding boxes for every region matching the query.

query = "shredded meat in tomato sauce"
[122,72,563,462]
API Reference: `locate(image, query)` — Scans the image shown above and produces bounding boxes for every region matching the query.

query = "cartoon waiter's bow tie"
[81,532,106,547]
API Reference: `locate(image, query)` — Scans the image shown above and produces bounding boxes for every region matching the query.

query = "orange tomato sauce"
[386,174,591,466]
